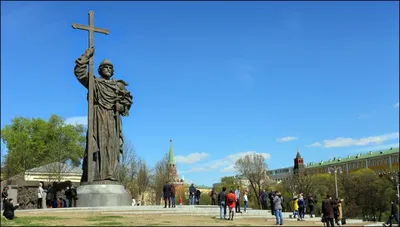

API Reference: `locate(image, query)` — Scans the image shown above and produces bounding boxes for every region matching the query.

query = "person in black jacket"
[322,194,336,227]
[269,191,276,215]
[308,195,315,218]
[2,187,9,211]
[218,187,227,219]
[45,184,53,208]
[384,200,399,227]
[162,182,171,208]
[195,190,201,205]
[70,185,78,208]
[3,198,19,220]
[189,184,196,205]
[170,185,176,208]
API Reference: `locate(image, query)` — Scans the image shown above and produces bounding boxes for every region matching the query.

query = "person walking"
[322,194,336,227]
[273,191,284,225]
[218,187,227,219]
[292,197,299,219]
[235,186,242,213]
[308,194,315,218]
[188,184,196,205]
[334,198,343,226]
[384,200,399,227]
[227,190,237,221]
[298,194,305,221]
[243,191,248,213]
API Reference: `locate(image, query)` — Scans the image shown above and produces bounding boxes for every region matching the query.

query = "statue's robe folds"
[74,55,133,182]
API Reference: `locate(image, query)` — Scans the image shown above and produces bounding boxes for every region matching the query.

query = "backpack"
[333,205,340,217]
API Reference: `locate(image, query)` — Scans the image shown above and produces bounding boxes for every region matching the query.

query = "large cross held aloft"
[72,10,110,183]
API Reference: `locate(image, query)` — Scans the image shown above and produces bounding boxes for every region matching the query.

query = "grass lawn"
[1,212,373,226]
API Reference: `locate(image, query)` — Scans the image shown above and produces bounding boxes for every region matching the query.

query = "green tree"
[1,115,85,179]
[215,176,239,194]
[340,169,395,221]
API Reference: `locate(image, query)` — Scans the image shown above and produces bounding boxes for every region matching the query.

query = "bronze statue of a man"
[74,47,133,182]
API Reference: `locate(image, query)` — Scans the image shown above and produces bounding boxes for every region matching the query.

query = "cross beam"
[72,10,110,183]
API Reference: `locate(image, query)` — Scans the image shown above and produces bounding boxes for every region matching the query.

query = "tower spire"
[168,139,175,164]
[296,148,302,158]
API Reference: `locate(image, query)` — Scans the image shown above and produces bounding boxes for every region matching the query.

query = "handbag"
[321,217,327,223]
[341,217,346,225]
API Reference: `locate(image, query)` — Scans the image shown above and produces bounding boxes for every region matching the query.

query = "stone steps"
[14,205,363,224]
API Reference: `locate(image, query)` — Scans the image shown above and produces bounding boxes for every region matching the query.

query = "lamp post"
[328,166,343,199]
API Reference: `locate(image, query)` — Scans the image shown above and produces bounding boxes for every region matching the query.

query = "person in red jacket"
[226,190,237,221]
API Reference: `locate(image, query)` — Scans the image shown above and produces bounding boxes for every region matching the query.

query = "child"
[179,197,183,206]
[293,197,299,219]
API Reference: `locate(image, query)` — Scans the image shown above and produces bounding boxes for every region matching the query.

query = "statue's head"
[98,59,114,79]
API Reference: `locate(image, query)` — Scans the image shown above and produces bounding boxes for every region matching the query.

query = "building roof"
[26,162,82,174]
[168,139,175,164]
[306,147,399,168]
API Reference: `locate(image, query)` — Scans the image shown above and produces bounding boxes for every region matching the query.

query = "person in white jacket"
[37,183,44,209]
[243,191,248,213]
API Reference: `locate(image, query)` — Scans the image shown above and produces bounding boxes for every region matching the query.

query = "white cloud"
[305,142,322,148]
[175,152,209,164]
[353,142,400,153]
[277,136,298,143]
[394,102,399,108]
[310,132,399,148]
[221,164,235,173]
[182,151,271,174]
[65,116,87,126]
[183,167,209,173]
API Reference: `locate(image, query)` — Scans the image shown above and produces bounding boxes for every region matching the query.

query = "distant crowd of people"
[39,183,78,209]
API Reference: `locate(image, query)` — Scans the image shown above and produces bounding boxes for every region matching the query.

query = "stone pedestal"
[76,181,132,207]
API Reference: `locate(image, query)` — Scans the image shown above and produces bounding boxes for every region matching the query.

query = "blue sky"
[1,1,399,186]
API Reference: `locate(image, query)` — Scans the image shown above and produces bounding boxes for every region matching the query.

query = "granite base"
[76,182,132,207]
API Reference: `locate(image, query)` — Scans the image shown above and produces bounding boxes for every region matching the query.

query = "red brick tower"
[294,149,305,175]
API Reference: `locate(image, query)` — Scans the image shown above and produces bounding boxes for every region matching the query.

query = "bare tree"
[289,174,317,197]
[149,153,168,205]
[117,141,138,186]
[137,158,150,205]
[235,153,268,209]
[43,161,76,182]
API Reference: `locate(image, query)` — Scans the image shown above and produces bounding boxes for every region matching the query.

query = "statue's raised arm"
[74,46,95,88]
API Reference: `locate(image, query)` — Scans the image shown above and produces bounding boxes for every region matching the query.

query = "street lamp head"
[339,170,343,174]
